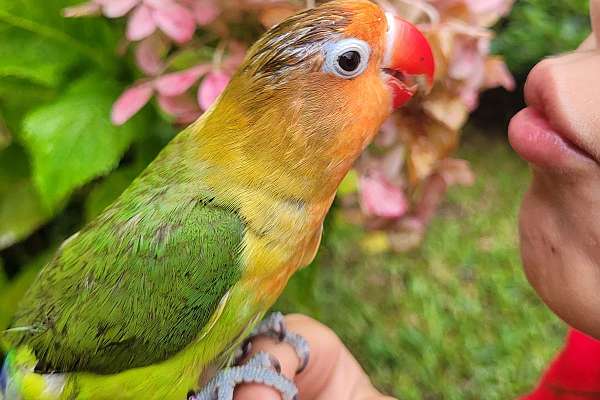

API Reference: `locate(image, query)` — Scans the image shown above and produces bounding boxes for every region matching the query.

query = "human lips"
[508,55,600,170]
[509,107,596,169]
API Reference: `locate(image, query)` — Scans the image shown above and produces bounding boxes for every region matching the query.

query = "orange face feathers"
[197,0,434,201]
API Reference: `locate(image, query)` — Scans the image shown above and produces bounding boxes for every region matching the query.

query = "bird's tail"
[0,347,57,400]
[1,350,19,400]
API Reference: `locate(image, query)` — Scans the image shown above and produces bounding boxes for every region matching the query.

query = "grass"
[277,131,566,399]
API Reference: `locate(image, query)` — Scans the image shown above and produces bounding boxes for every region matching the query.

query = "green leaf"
[0,0,120,72]
[22,74,146,211]
[337,169,359,196]
[0,258,6,288]
[0,26,78,87]
[0,111,11,150]
[0,144,52,249]
[493,0,590,74]
[168,46,214,71]
[0,77,58,134]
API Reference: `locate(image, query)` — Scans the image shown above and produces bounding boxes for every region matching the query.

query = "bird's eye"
[324,39,371,79]
[338,51,361,72]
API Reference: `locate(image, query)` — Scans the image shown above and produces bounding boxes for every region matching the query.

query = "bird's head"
[238,0,434,109]
[200,0,434,200]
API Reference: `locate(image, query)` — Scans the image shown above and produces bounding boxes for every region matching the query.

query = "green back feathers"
[6,130,245,374]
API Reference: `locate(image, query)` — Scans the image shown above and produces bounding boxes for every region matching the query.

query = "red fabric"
[522,329,600,399]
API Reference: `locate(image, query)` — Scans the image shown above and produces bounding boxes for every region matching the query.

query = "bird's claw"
[189,351,298,400]
[242,312,310,374]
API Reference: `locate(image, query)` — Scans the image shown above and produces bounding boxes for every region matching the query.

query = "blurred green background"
[0,0,592,398]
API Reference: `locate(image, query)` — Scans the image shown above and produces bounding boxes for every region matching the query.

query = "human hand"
[233,314,395,400]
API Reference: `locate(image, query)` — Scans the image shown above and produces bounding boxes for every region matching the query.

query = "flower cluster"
[65,0,515,252]
[65,0,245,125]
[348,0,516,251]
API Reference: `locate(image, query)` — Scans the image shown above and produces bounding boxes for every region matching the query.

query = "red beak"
[382,13,435,109]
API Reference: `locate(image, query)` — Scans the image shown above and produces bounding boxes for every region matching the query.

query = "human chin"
[519,170,600,339]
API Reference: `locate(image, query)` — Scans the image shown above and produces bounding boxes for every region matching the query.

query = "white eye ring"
[324,38,371,79]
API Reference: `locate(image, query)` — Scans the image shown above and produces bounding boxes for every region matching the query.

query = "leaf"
[0,144,52,250]
[0,0,121,72]
[0,112,11,150]
[0,25,78,87]
[167,47,213,71]
[0,77,57,136]
[0,258,6,288]
[493,0,590,73]
[21,74,147,211]
[337,169,359,196]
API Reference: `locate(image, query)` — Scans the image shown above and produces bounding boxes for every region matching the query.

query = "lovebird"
[0,1,434,399]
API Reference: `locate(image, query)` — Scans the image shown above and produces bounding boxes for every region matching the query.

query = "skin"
[509,0,600,339]
[240,2,600,399]
[235,315,392,400]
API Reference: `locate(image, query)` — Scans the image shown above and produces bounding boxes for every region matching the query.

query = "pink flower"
[484,57,516,92]
[148,0,196,43]
[183,0,220,26]
[449,35,489,110]
[66,0,196,43]
[428,0,514,26]
[359,173,408,219]
[127,4,157,41]
[465,0,514,22]
[154,65,212,97]
[112,64,209,125]
[111,83,154,125]
[111,64,232,125]
[102,0,139,17]
[135,34,169,76]
[157,94,201,124]
[64,0,137,17]
[197,70,230,110]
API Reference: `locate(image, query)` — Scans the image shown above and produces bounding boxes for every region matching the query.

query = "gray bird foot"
[235,312,310,374]
[189,351,298,400]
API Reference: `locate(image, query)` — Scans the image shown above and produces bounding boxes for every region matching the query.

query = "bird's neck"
[186,98,361,207]
[172,82,385,262]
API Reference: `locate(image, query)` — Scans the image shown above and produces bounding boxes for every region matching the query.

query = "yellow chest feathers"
[235,187,330,303]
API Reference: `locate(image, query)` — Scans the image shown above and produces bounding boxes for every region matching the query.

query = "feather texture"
[7,130,245,374]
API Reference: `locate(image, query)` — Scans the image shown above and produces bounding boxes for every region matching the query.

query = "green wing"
[7,158,245,374]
